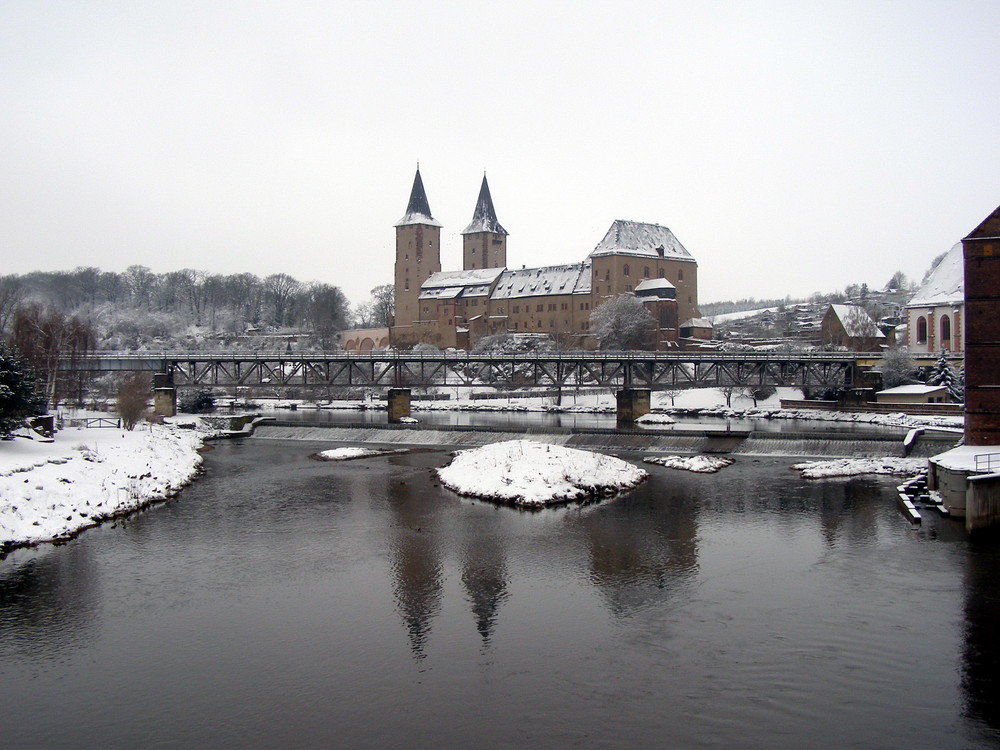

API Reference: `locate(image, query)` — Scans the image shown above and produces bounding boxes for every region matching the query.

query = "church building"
[389,167,700,350]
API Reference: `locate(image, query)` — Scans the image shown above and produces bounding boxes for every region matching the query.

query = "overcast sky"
[2,1,998,308]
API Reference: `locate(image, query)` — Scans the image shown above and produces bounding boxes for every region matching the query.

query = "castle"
[389,167,701,351]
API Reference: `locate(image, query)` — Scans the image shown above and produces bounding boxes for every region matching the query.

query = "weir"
[248,422,933,459]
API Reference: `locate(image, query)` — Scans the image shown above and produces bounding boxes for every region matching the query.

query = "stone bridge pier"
[616,388,651,426]
[153,372,176,417]
[387,388,411,423]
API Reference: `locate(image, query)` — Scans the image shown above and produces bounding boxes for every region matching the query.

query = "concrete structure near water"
[928,202,1000,533]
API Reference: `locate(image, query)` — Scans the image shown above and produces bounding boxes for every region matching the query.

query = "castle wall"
[589,255,698,323]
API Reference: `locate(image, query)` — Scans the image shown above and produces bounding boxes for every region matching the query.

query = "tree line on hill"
[0,267,399,352]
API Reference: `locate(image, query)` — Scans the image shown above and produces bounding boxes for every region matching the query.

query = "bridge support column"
[152,372,176,418]
[387,388,411,423]
[616,388,651,426]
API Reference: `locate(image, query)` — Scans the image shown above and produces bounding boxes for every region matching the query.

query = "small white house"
[906,243,964,354]
[875,384,949,404]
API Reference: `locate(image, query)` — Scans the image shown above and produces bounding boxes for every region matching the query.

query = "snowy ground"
[0,423,204,550]
[792,457,928,479]
[643,455,734,473]
[436,439,647,507]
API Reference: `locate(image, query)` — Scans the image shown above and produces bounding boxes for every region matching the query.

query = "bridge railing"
[66,349,872,363]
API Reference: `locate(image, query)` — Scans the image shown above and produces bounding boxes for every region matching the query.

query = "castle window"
[536,304,544,312]
[941,315,951,347]
[644,267,650,278]
[916,316,928,344]
[658,269,665,278]
[623,264,630,277]
[678,269,683,281]
[605,270,610,281]
[625,285,632,292]
[538,321,542,328]
[513,306,519,314]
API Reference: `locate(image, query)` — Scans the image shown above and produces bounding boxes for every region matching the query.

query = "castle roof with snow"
[589,220,694,262]
[462,175,507,236]
[395,167,441,227]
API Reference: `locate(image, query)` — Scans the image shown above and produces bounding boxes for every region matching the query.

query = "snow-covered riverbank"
[0,423,205,551]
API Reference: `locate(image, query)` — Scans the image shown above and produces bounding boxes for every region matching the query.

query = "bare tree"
[741,384,776,407]
[716,385,739,408]
[264,273,301,327]
[662,388,682,405]
[116,372,150,430]
[8,304,96,407]
[0,275,24,337]
[589,294,654,350]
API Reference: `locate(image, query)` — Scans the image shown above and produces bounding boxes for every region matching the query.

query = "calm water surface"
[2,437,998,749]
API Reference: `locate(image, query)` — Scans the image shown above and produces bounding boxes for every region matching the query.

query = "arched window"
[941,315,951,348]
[916,316,928,344]
[623,264,630,277]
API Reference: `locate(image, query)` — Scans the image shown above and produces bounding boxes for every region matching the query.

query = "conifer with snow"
[927,352,962,403]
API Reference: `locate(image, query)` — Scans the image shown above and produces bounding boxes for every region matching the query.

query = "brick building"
[389,168,699,350]
[962,203,1000,445]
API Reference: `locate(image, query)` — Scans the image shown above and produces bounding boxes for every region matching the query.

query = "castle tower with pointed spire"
[393,167,442,331]
[461,175,507,271]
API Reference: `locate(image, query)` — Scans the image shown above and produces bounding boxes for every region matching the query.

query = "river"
[2,434,998,748]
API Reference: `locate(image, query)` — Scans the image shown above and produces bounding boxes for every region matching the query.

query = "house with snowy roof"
[820,304,886,351]
[906,242,964,354]
[389,167,699,350]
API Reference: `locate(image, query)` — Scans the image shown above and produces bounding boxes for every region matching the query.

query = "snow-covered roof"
[680,318,713,328]
[461,175,507,236]
[877,384,946,396]
[419,268,504,300]
[589,220,695,262]
[829,304,886,338]
[490,262,592,300]
[395,168,443,228]
[907,242,964,308]
[634,278,675,292]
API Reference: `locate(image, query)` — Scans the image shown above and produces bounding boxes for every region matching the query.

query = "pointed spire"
[461,174,508,236]
[395,166,442,227]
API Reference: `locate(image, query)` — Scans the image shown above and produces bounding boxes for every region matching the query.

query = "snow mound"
[643,455,734,473]
[636,413,677,424]
[793,457,927,479]
[436,439,647,507]
[314,447,405,461]
[0,424,203,550]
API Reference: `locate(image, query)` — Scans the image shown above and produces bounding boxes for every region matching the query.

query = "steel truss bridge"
[61,350,869,391]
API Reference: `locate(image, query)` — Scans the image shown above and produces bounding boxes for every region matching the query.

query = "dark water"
[2,438,999,749]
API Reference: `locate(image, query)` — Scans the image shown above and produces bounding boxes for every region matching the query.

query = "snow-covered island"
[0,423,204,551]
[792,457,928,479]
[436,439,647,507]
[643,455,734,473]
[313,447,407,461]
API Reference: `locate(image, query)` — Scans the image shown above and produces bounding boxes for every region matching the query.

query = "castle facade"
[389,168,700,350]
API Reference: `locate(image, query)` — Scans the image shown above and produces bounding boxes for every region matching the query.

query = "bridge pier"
[152,372,176,418]
[387,388,411,423]
[616,388,651,426]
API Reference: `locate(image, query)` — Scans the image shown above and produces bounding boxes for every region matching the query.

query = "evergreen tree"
[927,352,962,402]
[0,342,46,437]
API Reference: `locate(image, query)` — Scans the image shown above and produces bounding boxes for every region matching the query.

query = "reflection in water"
[461,532,509,646]
[962,543,1000,742]
[580,483,699,618]
[387,477,444,661]
[2,439,999,749]
[0,545,97,658]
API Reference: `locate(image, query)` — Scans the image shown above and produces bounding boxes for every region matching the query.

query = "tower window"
[623,264,630,277]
